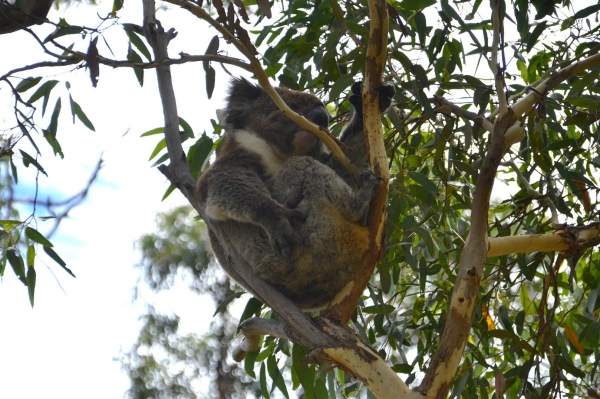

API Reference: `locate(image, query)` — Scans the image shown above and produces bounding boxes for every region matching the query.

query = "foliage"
[1,0,599,398]
[120,206,260,399]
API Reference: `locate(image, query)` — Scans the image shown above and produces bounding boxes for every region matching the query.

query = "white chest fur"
[233,129,284,178]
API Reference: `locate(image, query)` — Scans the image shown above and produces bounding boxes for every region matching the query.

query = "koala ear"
[225,78,266,129]
[216,109,227,125]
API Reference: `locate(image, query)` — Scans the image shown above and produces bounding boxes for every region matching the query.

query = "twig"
[432,95,494,132]
[491,0,507,115]
[500,160,560,227]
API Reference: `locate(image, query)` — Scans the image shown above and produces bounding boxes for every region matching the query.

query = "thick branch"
[417,110,515,397]
[322,0,389,323]
[317,318,418,399]
[488,223,600,257]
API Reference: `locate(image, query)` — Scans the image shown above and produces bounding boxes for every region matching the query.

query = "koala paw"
[267,210,305,261]
[358,170,383,192]
[348,81,396,114]
[376,83,396,112]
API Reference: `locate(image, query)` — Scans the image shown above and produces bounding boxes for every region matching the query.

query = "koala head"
[220,78,329,156]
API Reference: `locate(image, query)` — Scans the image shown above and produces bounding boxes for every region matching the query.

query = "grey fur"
[199,79,395,310]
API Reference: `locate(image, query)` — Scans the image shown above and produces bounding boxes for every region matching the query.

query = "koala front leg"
[202,168,304,260]
[326,82,396,186]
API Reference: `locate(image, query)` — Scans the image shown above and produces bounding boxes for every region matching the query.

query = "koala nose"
[305,106,330,128]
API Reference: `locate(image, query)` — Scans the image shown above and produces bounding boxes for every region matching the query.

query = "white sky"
[0,2,231,398]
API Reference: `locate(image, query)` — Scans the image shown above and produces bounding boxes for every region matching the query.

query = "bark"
[488,223,600,257]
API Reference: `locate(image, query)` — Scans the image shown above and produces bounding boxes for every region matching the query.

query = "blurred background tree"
[120,206,260,399]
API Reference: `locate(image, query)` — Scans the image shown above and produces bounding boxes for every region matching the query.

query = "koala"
[198,78,395,310]
[196,78,330,260]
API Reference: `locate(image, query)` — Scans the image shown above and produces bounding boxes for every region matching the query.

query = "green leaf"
[345,21,369,37]
[44,98,64,158]
[392,363,414,373]
[151,152,170,167]
[19,150,47,176]
[28,80,59,105]
[9,156,18,184]
[140,127,164,137]
[574,3,600,19]
[329,74,354,102]
[413,226,434,253]
[189,135,214,178]
[0,220,23,228]
[26,227,53,247]
[27,245,35,268]
[362,304,395,314]
[69,95,95,131]
[161,183,176,201]
[27,266,36,307]
[314,378,327,399]
[239,297,263,323]
[398,0,435,10]
[526,21,546,53]
[148,138,166,161]
[6,249,26,285]
[259,363,270,399]
[267,355,289,399]
[127,47,144,86]
[123,24,152,61]
[408,171,438,193]
[112,0,124,14]
[565,96,599,110]
[16,77,42,93]
[213,291,244,316]
[43,22,84,43]
[43,246,75,277]
[205,64,216,99]
[244,346,259,378]
[179,117,194,139]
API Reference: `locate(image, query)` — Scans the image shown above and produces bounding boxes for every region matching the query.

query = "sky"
[0,2,231,398]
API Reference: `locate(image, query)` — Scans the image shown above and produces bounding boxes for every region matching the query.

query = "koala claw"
[268,217,300,261]
[286,208,307,224]
[358,170,383,190]
[348,81,395,114]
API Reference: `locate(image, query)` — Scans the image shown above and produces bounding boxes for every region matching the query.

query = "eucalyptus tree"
[1,0,600,398]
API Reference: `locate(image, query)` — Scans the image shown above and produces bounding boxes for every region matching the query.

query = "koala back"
[214,156,373,311]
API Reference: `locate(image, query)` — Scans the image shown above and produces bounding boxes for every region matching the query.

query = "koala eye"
[305,105,329,128]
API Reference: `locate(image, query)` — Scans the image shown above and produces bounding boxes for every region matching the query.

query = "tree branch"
[491,0,507,114]
[487,223,600,257]
[432,95,494,132]
[500,160,559,227]
[322,0,389,323]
